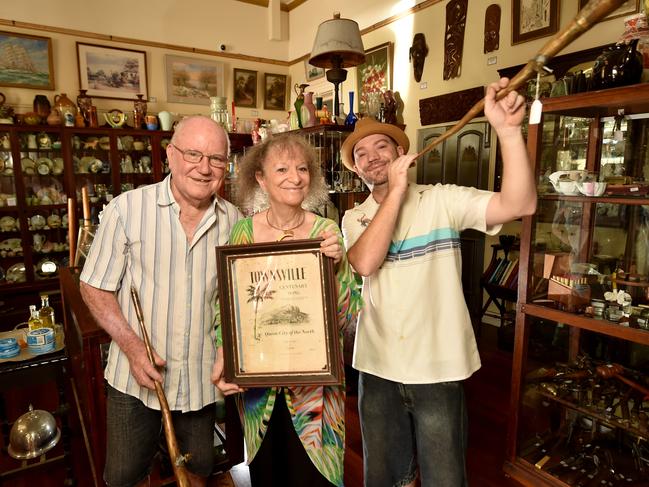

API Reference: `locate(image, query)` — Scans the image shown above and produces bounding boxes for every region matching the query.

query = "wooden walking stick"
[130,287,192,487]
[416,0,630,159]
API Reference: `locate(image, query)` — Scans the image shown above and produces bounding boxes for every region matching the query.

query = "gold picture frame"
[216,239,342,387]
[0,31,54,90]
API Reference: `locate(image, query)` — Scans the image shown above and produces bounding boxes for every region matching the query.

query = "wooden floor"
[1,324,522,487]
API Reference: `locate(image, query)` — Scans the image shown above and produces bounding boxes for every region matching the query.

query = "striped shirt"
[80,176,242,411]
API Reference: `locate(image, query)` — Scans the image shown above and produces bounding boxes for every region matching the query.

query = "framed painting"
[578,0,639,20]
[512,0,559,45]
[0,31,54,90]
[233,68,257,108]
[165,55,224,105]
[304,60,325,82]
[215,239,342,387]
[76,42,148,100]
[263,73,287,111]
[356,42,393,114]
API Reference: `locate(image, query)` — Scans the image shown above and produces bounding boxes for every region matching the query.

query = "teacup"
[558,180,578,195]
[577,181,607,197]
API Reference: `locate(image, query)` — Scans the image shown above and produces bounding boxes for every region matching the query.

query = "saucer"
[36,157,53,175]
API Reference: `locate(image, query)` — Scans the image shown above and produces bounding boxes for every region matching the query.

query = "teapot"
[591,39,643,90]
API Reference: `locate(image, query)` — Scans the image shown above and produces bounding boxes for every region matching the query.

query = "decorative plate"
[36,157,53,175]
[0,238,22,250]
[36,258,58,278]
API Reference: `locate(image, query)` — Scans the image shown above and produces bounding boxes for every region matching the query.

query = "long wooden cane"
[130,287,192,487]
[416,0,630,159]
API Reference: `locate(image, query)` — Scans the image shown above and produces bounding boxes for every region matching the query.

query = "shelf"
[539,83,649,117]
[522,303,649,346]
[537,193,649,205]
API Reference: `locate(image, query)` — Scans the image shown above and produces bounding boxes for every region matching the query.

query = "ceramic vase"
[76,90,92,126]
[158,111,174,131]
[344,91,358,128]
[300,92,316,128]
[133,94,147,129]
[33,95,51,121]
[46,108,62,126]
[293,83,308,128]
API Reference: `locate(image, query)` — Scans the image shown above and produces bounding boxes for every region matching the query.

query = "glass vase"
[344,91,358,128]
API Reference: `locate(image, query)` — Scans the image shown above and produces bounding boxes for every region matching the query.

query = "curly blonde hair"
[235,133,329,214]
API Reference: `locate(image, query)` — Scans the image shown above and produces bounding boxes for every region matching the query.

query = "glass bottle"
[39,294,55,328]
[293,83,309,128]
[209,96,232,132]
[28,305,43,331]
[344,91,358,128]
[300,92,316,128]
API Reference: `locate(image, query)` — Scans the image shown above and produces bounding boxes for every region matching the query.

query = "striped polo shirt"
[342,183,501,384]
[80,176,242,411]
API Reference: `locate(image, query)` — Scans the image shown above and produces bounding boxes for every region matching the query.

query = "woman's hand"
[319,229,343,264]
[211,346,244,396]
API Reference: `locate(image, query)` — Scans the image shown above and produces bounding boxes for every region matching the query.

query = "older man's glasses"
[170,144,227,169]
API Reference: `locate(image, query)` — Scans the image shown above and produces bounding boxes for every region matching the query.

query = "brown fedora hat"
[340,118,410,171]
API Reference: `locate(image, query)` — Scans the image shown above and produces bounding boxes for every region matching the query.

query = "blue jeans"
[104,385,216,487]
[358,372,468,487]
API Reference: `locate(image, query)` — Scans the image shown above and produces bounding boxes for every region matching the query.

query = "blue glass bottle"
[344,91,358,128]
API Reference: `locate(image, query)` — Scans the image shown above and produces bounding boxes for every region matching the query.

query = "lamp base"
[326,67,348,118]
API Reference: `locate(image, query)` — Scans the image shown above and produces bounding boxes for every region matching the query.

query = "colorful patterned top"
[216,215,361,487]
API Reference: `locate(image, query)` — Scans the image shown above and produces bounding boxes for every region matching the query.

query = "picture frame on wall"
[76,42,148,100]
[233,68,258,108]
[512,0,559,45]
[356,42,393,114]
[578,0,639,20]
[304,60,325,82]
[263,73,287,111]
[0,31,54,90]
[164,55,224,105]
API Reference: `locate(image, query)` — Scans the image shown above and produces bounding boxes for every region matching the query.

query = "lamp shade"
[309,13,365,68]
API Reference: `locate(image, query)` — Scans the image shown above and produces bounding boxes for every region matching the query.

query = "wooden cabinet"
[504,84,649,486]
[0,124,251,328]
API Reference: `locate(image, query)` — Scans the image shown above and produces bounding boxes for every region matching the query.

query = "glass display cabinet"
[504,84,649,486]
[293,125,368,223]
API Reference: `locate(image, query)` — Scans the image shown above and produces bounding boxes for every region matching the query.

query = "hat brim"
[340,119,410,171]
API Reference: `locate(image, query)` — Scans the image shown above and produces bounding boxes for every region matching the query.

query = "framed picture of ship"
[0,31,54,90]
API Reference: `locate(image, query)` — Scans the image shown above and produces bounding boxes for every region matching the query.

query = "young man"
[340,78,536,486]
[80,116,241,487]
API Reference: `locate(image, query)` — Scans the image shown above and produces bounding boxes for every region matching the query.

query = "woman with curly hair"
[212,133,361,487]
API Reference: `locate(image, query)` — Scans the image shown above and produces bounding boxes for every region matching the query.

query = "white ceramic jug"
[158,111,174,131]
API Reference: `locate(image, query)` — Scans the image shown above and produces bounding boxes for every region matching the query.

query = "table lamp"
[309,12,365,118]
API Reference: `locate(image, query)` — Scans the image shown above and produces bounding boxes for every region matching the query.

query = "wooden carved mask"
[409,33,429,82]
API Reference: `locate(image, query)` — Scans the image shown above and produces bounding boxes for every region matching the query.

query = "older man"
[340,78,537,486]
[80,116,241,487]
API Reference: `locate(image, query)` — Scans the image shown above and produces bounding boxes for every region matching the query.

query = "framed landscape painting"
[264,73,287,111]
[512,0,559,44]
[0,31,54,90]
[165,55,224,105]
[76,42,148,100]
[233,68,257,108]
[304,60,325,82]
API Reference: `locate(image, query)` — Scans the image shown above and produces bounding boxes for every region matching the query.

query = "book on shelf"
[491,258,512,285]
[504,260,520,290]
[501,258,519,287]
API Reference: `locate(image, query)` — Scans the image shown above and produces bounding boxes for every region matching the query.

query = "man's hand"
[123,338,166,390]
[484,77,526,136]
[211,346,244,396]
[387,153,418,200]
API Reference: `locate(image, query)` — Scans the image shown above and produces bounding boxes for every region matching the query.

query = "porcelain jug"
[53,93,77,119]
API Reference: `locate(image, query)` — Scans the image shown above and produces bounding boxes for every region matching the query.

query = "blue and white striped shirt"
[80,176,242,411]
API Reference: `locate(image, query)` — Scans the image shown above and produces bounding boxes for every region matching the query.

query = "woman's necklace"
[266,208,305,241]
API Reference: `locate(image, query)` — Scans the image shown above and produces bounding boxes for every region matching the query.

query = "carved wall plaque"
[419,86,484,126]
[443,0,468,80]
[409,33,429,82]
[484,4,501,54]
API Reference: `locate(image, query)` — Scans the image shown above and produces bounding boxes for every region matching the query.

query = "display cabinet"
[293,124,368,222]
[0,124,252,329]
[504,84,649,486]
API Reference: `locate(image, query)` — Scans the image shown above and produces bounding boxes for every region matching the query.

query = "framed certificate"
[216,239,342,387]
